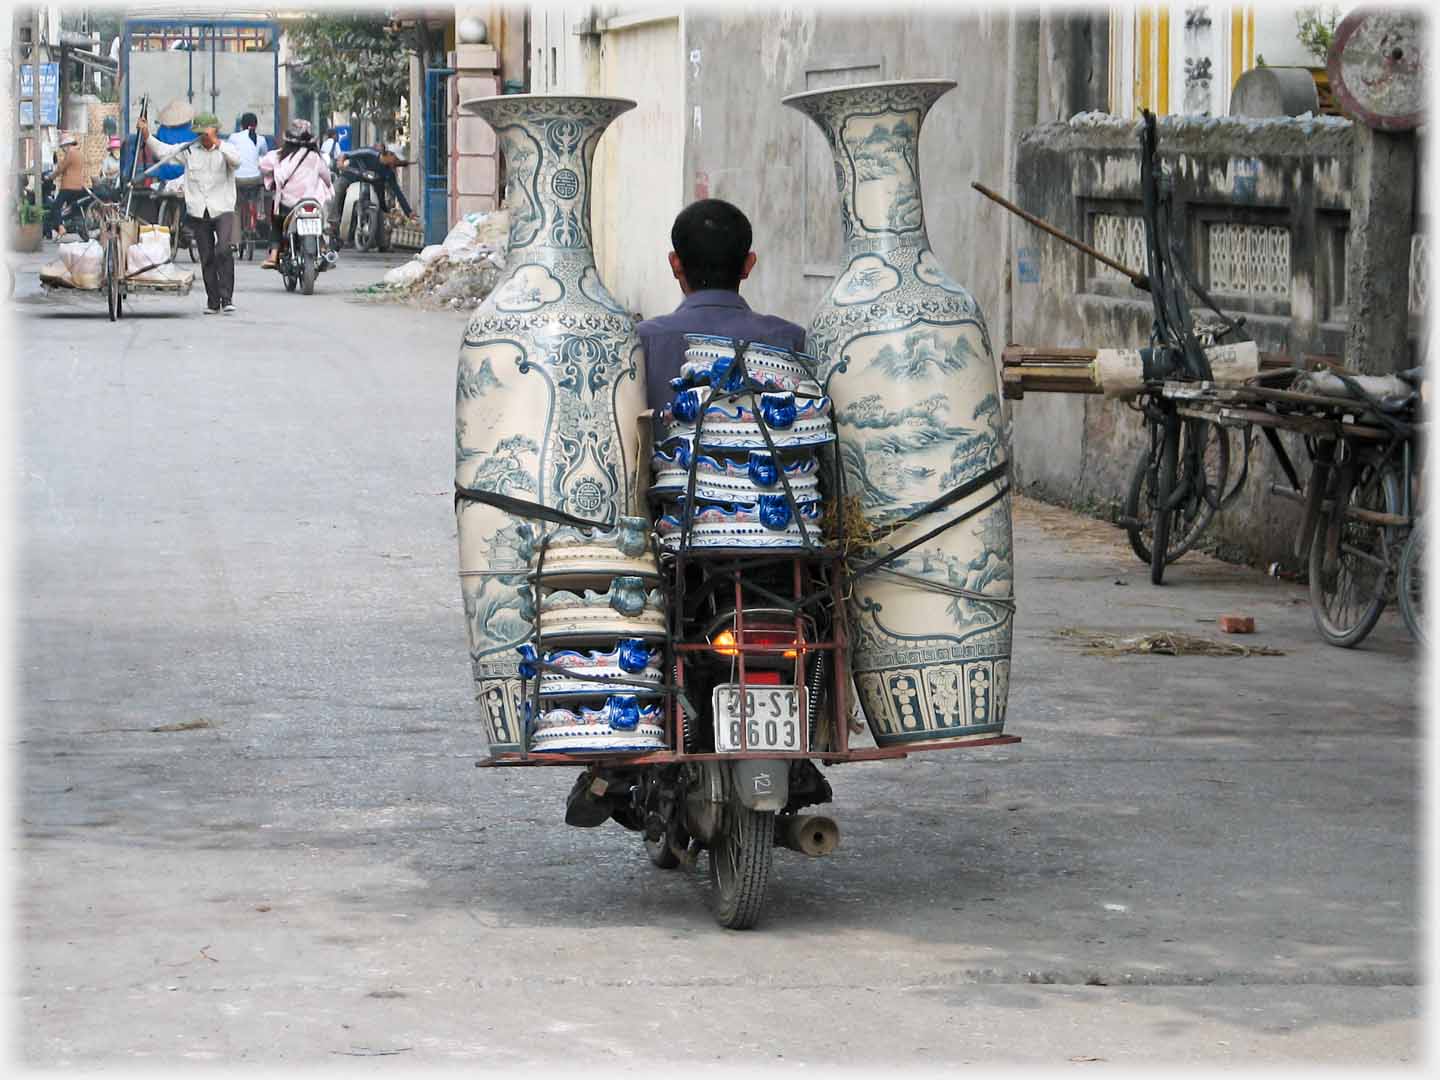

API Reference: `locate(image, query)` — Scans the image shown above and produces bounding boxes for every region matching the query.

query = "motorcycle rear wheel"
[301,252,317,295]
[708,802,773,930]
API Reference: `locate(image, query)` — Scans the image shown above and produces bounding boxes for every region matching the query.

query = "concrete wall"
[590,12,685,322]
[1005,111,1425,568]
[678,8,1016,331]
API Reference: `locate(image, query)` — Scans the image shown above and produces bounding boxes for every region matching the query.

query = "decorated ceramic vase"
[454,94,647,754]
[782,79,1014,748]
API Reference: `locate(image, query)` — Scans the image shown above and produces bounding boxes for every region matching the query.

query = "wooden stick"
[973,181,1151,292]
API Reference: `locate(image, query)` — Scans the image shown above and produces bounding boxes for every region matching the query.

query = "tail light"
[711,627,799,660]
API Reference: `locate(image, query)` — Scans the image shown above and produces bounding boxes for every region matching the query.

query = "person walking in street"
[46,134,89,239]
[636,198,807,415]
[138,116,242,314]
[258,121,334,270]
[327,143,415,248]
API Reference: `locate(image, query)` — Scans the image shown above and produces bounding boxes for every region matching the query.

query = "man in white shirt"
[139,117,242,314]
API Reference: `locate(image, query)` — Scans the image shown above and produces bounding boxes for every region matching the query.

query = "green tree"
[285,12,413,141]
[1295,5,1344,65]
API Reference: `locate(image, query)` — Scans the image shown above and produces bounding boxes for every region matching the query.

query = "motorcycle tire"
[353,207,379,253]
[708,802,773,930]
[301,253,317,295]
[283,272,298,293]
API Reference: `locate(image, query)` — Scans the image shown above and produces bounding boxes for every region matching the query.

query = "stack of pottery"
[782,79,1015,748]
[514,518,668,753]
[454,93,655,755]
[652,335,835,550]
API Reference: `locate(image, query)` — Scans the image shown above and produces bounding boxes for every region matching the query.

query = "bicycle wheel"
[1308,459,1402,648]
[1399,518,1425,646]
[1149,412,1181,585]
[1126,418,1230,566]
[105,237,120,322]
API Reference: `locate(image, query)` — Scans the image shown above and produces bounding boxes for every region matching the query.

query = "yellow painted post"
[1139,5,1153,113]
[1158,5,1170,114]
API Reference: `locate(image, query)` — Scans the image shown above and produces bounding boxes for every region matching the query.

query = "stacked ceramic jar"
[653,335,835,550]
[514,517,670,753]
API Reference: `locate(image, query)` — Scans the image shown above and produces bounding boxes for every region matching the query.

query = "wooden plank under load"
[1000,345,1348,399]
[1000,345,1100,399]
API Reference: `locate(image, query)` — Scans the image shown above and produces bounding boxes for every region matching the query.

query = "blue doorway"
[423,67,454,246]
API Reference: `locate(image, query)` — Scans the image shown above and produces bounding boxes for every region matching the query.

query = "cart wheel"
[708,801,773,930]
[1398,518,1425,646]
[1126,419,1229,566]
[1308,459,1401,648]
[1149,412,1181,585]
[105,238,120,322]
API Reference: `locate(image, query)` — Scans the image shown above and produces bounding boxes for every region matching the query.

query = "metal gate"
[423,67,454,246]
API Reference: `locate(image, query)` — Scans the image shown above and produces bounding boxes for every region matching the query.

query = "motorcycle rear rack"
[477,734,1021,768]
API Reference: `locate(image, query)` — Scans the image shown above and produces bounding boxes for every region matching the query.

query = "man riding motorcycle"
[258,121,334,270]
[327,142,415,248]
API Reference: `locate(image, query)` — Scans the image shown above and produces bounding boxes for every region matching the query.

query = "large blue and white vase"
[782,79,1014,748]
[455,94,647,754]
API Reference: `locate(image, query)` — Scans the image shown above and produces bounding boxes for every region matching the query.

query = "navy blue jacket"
[342,148,413,216]
[636,290,807,414]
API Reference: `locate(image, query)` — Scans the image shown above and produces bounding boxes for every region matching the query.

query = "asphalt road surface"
[8,247,1424,1067]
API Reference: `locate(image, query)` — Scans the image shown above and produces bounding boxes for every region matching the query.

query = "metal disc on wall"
[1327,9,1428,132]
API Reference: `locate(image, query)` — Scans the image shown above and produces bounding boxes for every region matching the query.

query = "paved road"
[9,247,1423,1066]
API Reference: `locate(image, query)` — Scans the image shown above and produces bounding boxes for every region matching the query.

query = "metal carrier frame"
[476,338,1020,769]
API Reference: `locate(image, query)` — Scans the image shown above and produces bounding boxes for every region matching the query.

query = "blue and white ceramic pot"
[454,94,647,754]
[782,79,1014,747]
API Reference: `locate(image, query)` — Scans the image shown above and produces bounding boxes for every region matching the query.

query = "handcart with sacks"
[38,188,194,320]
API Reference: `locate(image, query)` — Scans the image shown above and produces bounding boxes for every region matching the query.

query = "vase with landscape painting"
[782,79,1015,748]
[453,94,649,754]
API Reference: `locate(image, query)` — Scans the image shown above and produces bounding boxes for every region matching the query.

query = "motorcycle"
[271,196,335,295]
[340,166,390,253]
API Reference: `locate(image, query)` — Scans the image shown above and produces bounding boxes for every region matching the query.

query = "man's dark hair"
[671,198,752,291]
[240,112,257,129]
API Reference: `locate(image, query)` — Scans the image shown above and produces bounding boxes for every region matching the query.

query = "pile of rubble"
[366,209,510,309]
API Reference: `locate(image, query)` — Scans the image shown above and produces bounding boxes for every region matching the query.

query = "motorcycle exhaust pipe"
[776,814,840,857]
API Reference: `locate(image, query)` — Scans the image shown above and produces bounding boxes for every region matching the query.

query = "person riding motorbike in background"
[327,143,415,248]
[46,134,88,239]
[258,120,334,270]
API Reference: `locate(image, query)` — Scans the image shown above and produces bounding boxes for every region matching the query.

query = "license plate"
[712,684,802,752]
[296,218,322,235]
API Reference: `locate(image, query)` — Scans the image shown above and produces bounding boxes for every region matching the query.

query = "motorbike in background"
[271,196,335,295]
[338,166,392,253]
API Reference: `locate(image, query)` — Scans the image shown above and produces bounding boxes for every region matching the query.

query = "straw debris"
[1057,628,1285,657]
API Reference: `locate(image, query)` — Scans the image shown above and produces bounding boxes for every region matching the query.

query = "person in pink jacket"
[258,121,334,269]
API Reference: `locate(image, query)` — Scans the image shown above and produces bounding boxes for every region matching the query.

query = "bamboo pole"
[973,180,1151,292]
